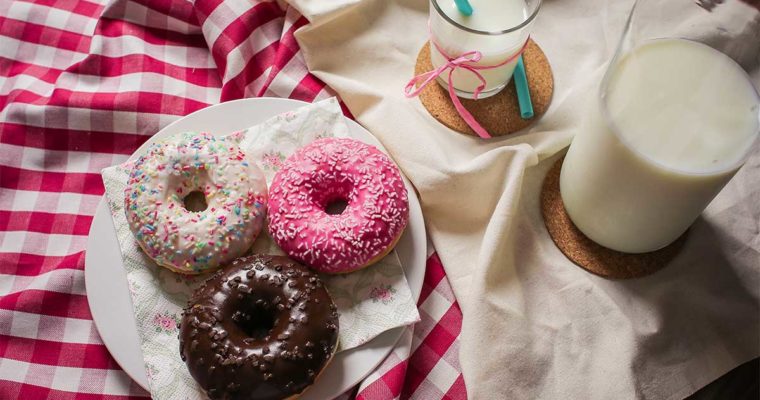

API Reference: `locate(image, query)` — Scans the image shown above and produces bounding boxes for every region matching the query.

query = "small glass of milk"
[560,0,760,254]
[429,0,541,99]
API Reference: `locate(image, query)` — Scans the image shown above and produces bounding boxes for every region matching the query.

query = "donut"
[267,137,410,274]
[179,255,339,400]
[124,132,267,275]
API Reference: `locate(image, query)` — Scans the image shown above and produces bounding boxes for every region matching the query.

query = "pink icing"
[267,137,410,274]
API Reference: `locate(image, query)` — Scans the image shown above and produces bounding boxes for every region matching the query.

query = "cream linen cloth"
[289,0,760,398]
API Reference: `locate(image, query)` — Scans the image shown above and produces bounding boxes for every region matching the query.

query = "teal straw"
[454,0,473,16]
[514,55,534,119]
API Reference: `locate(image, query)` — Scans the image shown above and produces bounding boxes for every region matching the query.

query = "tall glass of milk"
[429,0,541,98]
[560,0,760,254]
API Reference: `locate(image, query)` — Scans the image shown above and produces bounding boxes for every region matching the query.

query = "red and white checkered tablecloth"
[0,0,467,399]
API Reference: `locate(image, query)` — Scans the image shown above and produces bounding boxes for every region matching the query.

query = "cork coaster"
[414,39,554,137]
[540,157,687,279]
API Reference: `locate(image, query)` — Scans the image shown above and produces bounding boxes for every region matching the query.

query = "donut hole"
[233,301,277,340]
[182,190,208,212]
[311,173,354,216]
[325,198,349,215]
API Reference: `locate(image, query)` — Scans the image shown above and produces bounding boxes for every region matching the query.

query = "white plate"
[84,98,426,399]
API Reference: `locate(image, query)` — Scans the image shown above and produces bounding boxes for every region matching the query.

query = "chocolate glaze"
[179,255,339,400]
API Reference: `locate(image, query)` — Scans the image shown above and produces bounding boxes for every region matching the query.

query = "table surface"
[0,1,754,399]
[0,1,465,399]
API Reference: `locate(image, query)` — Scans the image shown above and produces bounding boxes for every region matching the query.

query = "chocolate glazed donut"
[179,255,339,400]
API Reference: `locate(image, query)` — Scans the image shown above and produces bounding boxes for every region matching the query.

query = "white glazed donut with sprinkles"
[268,137,410,274]
[124,132,267,275]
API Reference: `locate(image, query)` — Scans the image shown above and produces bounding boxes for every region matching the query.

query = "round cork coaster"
[414,39,554,137]
[540,157,687,279]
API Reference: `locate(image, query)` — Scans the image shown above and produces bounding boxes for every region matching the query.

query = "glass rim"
[598,38,760,177]
[430,0,542,35]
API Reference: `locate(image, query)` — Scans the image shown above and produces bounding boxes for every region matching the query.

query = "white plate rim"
[84,97,426,399]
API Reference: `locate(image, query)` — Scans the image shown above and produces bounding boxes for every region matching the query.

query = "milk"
[560,39,759,253]
[430,0,531,97]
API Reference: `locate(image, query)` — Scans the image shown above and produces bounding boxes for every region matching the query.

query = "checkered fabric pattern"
[0,0,466,399]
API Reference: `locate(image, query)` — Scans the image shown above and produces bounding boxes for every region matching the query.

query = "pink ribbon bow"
[405,37,530,139]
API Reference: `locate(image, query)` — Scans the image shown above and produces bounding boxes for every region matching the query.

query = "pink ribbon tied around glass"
[404,37,530,139]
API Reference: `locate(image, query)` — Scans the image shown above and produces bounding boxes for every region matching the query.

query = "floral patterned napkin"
[100,98,420,399]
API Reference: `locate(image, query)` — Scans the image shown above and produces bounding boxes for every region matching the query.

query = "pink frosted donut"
[268,137,410,274]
